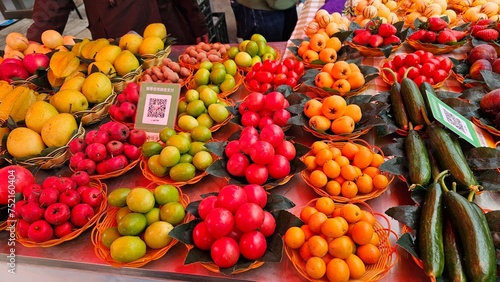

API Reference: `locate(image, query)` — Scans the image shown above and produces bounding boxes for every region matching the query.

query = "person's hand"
[197,33,209,44]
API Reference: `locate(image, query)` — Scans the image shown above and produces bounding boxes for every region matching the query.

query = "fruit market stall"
[1,0,500,281]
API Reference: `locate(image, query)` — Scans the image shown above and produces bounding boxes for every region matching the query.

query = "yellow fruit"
[50,89,89,113]
[0,85,37,122]
[94,44,122,64]
[143,23,167,39]
[60,76,86,92]
[40,113,78,147]
[49,51,80,78]
[25,101,59,133]
[110,235,147,263]
[119,33,143,54]
[6,127,46,158]
[87,61,117,78]
[114,50,140,76]
[81,72,113,104]
[41,30,63,49]
[138,36,165,56]
[6,32,29,51]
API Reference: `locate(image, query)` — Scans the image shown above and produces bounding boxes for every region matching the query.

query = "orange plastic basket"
[285,200,399,282]
[0,221,7,231]
[305,81,370,99]
[300,139,394,203]
[472,117,500,137]
[303,124,372,141]
[90,158,141,180]
[16,179,107,247]
[140,156,209,187]
[91,188,190,268]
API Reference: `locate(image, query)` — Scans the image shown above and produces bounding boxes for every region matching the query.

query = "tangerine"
[341,142,359,160]
[345,253,366,279]
[373,174,389,189]
[284,226,306,249]
[308,211,328,234]
[300,206,319,224]
[308,235,329,257]
[321,217,347,238]
[326,258,350,282]
[341,181,358,198]
[306,256,327,279]
[315,197,335,216]
[356,243,381,264]
[309,170,328,188]
[323,159,341,179]
[328,235,354,259]
[339,203,362,223]
[351,221,374,245]
[325,180,341,196]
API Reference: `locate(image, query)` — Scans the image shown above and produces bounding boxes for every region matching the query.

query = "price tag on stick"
[425,90,496,148]
[134,82,180,141]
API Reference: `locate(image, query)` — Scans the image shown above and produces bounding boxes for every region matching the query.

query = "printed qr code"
[147,98,167,119]
[442,107,467,134]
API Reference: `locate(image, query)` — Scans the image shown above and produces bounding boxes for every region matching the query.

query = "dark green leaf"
[380,45,393,59]
[379,156,407,176]
[410,184,427,207]
[396,232,419,259]
[260,233,284,262]
[385,205,420,230]
[441,97,479,118]
[476,170,500,191]
[205,141,226,158]
[380,138,405,158]
[271,209,303,236]
[450,57,470,76]
[290,38,303,46]
[333,30,353,43]
[206,159,230,178]
[169,219,199,245]
[266,194,296,212]
[465,147,500,170]
[184,245,212,265]
[460,86,489,104]
[481,70,500,90]
[287,113,308,127]
[452,22,470,31]
[185,200,200,218]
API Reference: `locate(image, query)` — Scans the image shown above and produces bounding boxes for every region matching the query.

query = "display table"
[0,41,498,281]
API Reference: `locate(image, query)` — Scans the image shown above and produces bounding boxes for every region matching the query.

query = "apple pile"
[245,58,304,93]
[0,53,50,83]
[381,50,452,86]
[109,82,140,123]
[189,59,239,94]
[179,42,230,66]
[464,44,500,81]
[68,121,147,176]
[191,184,276,268]
[225,124,296,185]
[226,34,278,69]
[14,171,104,243]
[408,17,467,44]
[140,57,191,84]
[238,91,291,128]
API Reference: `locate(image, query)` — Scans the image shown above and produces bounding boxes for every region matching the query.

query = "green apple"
[251,33,267,43]
[239,40,250,52]
[153,184,180,205]
[227,46,239,59]
[235,52,252,68]
[209,68,226,85]
[245,41,259,57]
[219,77,236,92]
[261,52,275,61]
[251,55,262,67]
[194,68,210,86]
[223,59,237,76]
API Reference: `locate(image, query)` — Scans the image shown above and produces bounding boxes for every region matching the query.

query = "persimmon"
[321,95,346,120]
[309,115,332,131]
[314,71,334,88]
[331,115,355,134]
[332,79,351,94]
[302,49,319,64]
[319,48,338,63]
[298,41,311,57]
[347,71,365,90]
[309,33,327,52]
[330,61,352,80]
[304,99,323,118]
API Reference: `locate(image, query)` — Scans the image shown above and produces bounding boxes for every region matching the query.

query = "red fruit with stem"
[378,23,397,37]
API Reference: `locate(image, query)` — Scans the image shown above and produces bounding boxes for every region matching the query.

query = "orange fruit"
[326,258,350,282]
[344,104,363,122]
[341,181,358,198]
[332,207,342,218]
[359,210,376,226]
[362,166,380,179]
[315,148,334,166]
[303,155,317,170]
[311,141,329,155]
[352,147,374,169]
[369,232,380,246]
[321,95,347,120]
[351,221,374,245]
[373,174,389,189]
[308,235,329,257]
[356,173,374,194]
[300,240,314,261]
[370,152,385,168]
[306,256,327,279]
[340,164,358,181]
[310,170,328,188]
[345,253,366,279]
[301,224,315,241]
[334,155,350,167]
[339,203,362,223]
[330,115,355,134]
[328,235,354,259]
[308,211,328,234]
[323,159,341,179]
[315,197,335,216]
[341,142,359,160]
[325,180,342,196]
[356,243,381,264]
[347,72,366,91]
[330,61,352,80]
[300,206,319,224]
[284,226,306,249]
[321,217,347,238]
[329,147,342,159]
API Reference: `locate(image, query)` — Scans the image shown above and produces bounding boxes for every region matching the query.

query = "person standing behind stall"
[156,0,209,45]
[26,0,75,42]
[235,0,299,42]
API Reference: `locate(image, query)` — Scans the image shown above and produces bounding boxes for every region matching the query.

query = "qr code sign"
[147,98,167,119]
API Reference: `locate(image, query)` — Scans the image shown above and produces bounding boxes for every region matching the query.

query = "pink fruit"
[22,52,49,75]
[0,165,35,205]
[17,219,31,238]
[492,58,500,73]
[238,132,259,155]
[224,140,240,158]
[249,140,275,165]
[54,221,74,238]
[480,88,500,117]
[71,170,90,187]
[243,184,267,208]
[275,139,296,161]
[226,153,250,177]
[119,101,137,118]
[58,189,81,208]
[128,129,147,147]
[123,144,141,160]
[21,202,45,223]
[259,124,285,148]
[260,211,276,237]
[106,140,124,156]
[264,91,285,111]
[38,187,60,208]
[109,122,130,141]
[245,92,265,112]
[80,187,103,208]
[272,108,291,127]
[267,154,291,179]
[240,110,260,127]
[68,137,86,154]
[469,59,492,80]
[468,44,497,64]
[245,163,269,185]
[216,185,248,214]
[198,195,217,220]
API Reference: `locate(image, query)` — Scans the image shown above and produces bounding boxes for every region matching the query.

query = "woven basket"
[305,81,370,99]
[141,45,172,70]
[0,221,7,231]
[186,69,244,98]
[406,39,466,55]
[471,117,500,137]
[345,41,403,57]
[285,200,398,282]
[174,96,234,133]
[91,158,141,180]
[140,156,209,187]
[451,70,483,88]
[91,189,190,268]
[16,179,107,247]
[112,67,143,93]
[379,59,449,88]
[75,91,117,126]
[300,139,393,202]
[5,122,85,170]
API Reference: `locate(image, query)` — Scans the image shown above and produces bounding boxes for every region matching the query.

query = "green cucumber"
[418,81,436,122]
[400,77,429,127]
[443,215,468,282]
[405,123,431,187]
[442,179,496,282]
[426,123,481,191]
[384,68,409,130]
[418,181,444,280]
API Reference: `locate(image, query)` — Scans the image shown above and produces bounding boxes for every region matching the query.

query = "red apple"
[21,202,45,223]
[17,219,31,238]
[226,153,250,177]
[85,143,108,162]
[44,202,71,225]
[80,187,103,208]
[71,170,90,187]
[28,219,53,243]
[267,154,291,179]
[59,189,81,208]
[0,62,29,83]
[68,137,87,154]
[245,163,269,185]
[76,158,97,175]
[54,221,74,238]
[106,140,124,156]
[109,122,130,141]
[38,187,60,208]
[22,52,49,75]
[128,129,147,147]
[70,203,95,227]
[0,165,36,205]
[123,144,141,160]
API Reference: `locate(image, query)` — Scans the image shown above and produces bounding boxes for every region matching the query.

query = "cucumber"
[405,123,431,187]
[426,123,481,191]
[385,68,409,130]
[418,81,436,122]
[418,182,444,280]
[443,215,468,282]
[400,77,429,127]
[442,190,496,282]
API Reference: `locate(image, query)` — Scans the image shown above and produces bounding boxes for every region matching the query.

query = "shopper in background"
[26,0,74,42]
[234,0,300,42]
[156,0,209,45]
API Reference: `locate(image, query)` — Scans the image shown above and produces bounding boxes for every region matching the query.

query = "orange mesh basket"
[140,156,209,187]
[16,179,107,247]
[138,63,193,88]
[0,221,7,231]
[174,96,235,133]
[406,39,467,55]
[91,187,190,268]
[300,139,394,203]
[345,40,403,57]
[285,200,399,281]
[451,70,483,88]
[379,59,450,88]
[303,124,372,142]
[186,69,244,98]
